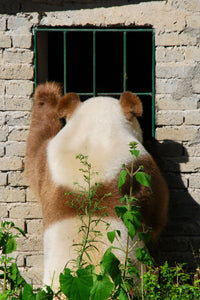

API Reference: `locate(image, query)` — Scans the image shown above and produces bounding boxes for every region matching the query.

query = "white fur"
[43,216,143,289]
[47,96,146,189]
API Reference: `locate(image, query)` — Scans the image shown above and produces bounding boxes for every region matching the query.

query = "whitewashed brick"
[17,235,43,252]
[188,189,200,205]
[0,112,6,125]
[0,157,23,171]
[0,187,25,202]
[185,46,200,62]
[156,78,192,99]
[0,80,5,95]
[8,15,32,32]
[26,254,43,268]
[184,145,200,157]
[0,17,7,31]
[156,31,197,46]
[179,158,200,172]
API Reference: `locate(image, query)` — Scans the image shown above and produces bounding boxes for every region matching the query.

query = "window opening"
[34,28,155,140]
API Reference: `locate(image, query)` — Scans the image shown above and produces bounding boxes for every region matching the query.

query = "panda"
[25,82,168,290]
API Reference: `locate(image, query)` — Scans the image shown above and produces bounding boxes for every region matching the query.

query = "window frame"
[34,27,155,138]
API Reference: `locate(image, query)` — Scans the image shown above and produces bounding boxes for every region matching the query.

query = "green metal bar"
[33,29,38,91]
[63,31,67,94]
[35,28,154,33]
[123,31,127,91]
[152,30,155,137]
[93,31,96,96]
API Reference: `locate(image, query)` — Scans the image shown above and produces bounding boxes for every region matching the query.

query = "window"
[34,28,155,140]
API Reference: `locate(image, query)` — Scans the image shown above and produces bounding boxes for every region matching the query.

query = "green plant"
[58,142,152,300]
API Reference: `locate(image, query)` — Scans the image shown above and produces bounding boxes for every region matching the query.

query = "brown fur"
[26,84,168,242]
[120,91,143,120]
[57,93,81,120]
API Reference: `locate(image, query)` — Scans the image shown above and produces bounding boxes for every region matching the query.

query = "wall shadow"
[144,138,200,272]
[0,0,164,14]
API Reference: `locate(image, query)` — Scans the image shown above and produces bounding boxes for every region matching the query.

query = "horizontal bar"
[35,28,154,33]
[75,92,152,97]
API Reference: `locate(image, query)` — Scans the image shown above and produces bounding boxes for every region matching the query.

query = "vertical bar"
[34,29,38,91]
[152,29,155,138]
[93,30,96,97]
[123,31,127,91]
[63,31,67,94]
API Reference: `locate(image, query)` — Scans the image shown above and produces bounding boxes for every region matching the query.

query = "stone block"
[0,34,11,48]
[156,31,197,46]
[8,171,26,186]
[0,112,6,125]
[0,17,6,30]
[188,174,200,188]
[0,143,5,156]
[4,96,32,111]
[156,126,197,141]
[0,204,8,217]
[156,46,185,63]
[185,46,200,62]
[6,141,26,157]
[26,219,43,235]
[185,110,200,125]
[6,112,31,126]
[26,188,38,202]
[156,62,195,79]
[5,80,34,96]
[17,235,43,251]
[26,254,43,268]
[0,187,25,203]
[12,34,32,49]
[0,172,7,185]
[156,78,192,99]
[179,158,200,172]
[0,80,5,95]
[9,203,42,219]
[0,157,23,171]
[184,145,200,157]
[0,126,8,142]
[156,95,199,110]
[156,111,184,125]
[4,49,34,64]
[8,128,28,142]
[0,64,34,80]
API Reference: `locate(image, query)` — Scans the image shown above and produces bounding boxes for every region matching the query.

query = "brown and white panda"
[25,82,168,290]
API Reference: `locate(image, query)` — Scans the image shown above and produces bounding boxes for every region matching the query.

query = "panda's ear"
[57,93,81,120]
[120,91,143,121]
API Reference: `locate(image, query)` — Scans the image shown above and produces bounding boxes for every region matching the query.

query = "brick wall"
[0,0,199,287]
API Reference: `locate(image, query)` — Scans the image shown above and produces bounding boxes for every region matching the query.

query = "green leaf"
[0,294,8,300]
[118,170,127,192]
[22,284,36,300]
[9,263,26,287]
[13,226,26,237]
[122,210,141,239]
[101,248,121,286]
[90,274,113,300]
[4,238,17,254]
[60,268,93,300]
[130,149,140,158]
[135,172,151,188]
[107,231,116,244]
[115,206,127,219]
[136,247,153,266]
[138,232,151,243]
[119,287,129,300]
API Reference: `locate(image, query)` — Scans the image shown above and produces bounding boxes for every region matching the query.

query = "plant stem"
[123,157,134,279]
[3,254,7,294]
